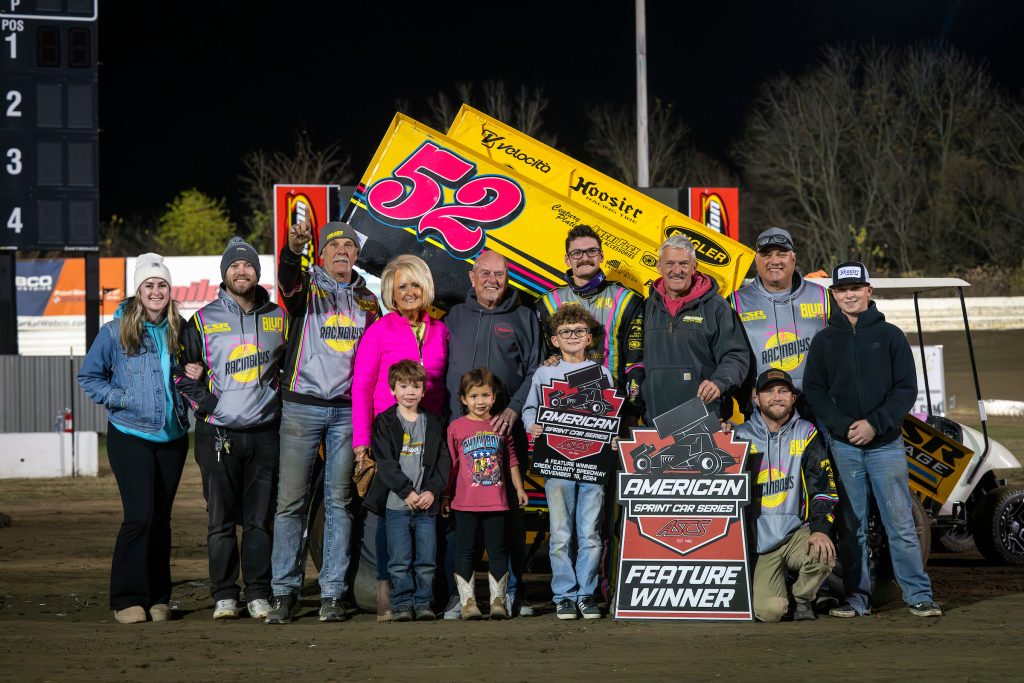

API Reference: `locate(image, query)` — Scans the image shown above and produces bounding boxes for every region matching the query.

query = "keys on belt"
[214,429,232,462]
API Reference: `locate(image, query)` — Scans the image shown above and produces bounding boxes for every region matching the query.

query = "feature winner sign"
[616,399,752,620]
[530,365,624,486]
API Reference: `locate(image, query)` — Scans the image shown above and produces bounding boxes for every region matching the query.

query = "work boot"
[455,573,482,620]
[377,580,393,623]
[488,573,509,620]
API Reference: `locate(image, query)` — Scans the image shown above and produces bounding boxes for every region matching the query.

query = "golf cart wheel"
[698,452,725,475]
[972,486,1024,565]
[933,526,976,553]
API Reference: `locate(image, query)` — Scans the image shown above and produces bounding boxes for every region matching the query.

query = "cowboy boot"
[455,573,482,620]
[488,573,509,620]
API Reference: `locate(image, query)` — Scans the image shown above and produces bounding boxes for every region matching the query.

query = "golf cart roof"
[806,277,970,292]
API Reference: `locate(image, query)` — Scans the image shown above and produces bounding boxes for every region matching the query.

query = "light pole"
[636,0,650,187]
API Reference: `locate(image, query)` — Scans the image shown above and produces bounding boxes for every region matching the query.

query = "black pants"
[194,419,279,602]
[453,510,507,581]
[106,423,188,611]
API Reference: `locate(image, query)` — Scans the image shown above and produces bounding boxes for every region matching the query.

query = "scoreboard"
[1,0,98,251]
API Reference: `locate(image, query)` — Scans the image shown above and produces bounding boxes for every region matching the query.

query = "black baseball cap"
[756,368,797,393]
[755,227,794,252]
[830,261,870,288]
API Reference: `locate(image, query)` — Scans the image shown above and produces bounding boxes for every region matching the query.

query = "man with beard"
[443,249,544,617]
[641,235,749,421]
[732,369,838,622]
[268,220,380,624]
[174,237,288,620]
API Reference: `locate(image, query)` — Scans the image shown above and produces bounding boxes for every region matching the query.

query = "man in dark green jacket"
[803,261,941,619]
[641,235,749,422]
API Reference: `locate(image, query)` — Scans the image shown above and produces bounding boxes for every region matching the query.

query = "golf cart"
[810,277,1023,568]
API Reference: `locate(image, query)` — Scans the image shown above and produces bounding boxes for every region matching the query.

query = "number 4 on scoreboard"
[7,207,22,234]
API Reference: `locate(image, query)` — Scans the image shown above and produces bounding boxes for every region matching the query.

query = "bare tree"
[584,98,735,188]
[735,45,1023,274]
[420,81,555,145]
[238,129,353,251]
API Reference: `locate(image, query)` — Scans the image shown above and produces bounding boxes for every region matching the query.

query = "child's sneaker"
[246,599,271,620]
[578,596,601,619]
[213,599,239,620]
[442,593,462,620]
[555,598,578,620]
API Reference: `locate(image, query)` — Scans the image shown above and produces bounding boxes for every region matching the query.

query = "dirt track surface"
[2,451,1024,683]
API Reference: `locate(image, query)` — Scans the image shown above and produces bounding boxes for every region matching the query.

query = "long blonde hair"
[119,295,181,356]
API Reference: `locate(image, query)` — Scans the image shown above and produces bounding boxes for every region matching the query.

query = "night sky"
[97,0,1024,220]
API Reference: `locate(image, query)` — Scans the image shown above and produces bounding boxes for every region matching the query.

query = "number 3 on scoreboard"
[366,142,525,259]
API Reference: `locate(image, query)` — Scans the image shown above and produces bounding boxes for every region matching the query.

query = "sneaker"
[442,594,462,621]
[909,600,943,617]
[319,597,349,622]
[793,601,817,621]
[555,598,578,620]
[265,594,298,625]
[392,607,415,622]
[578,596,601,620]
[414,607,436,621]
[213,598,239,620]
[113,606,146,624]
[246,598,271,620]
[829,603,870,618]
[148,603,171,622]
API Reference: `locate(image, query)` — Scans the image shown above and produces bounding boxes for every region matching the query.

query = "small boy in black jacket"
[363,360,451,622]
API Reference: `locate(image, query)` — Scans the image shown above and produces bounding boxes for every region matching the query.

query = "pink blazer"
[351,311,449,448]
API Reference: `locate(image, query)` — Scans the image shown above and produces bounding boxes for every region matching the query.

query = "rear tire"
[308,499,380,612]
[933,526,976,553]
[972,486,1024,565]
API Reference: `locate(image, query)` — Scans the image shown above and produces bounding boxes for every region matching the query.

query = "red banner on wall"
[272,185,342,272]
[688,188,739,241]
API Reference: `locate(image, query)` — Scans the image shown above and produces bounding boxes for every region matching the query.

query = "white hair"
[659,235,696,259]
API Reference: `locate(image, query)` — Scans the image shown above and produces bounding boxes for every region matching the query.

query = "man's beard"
[227,278,255,296]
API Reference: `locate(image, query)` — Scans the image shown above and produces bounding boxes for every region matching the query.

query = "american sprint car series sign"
[446,105,754,296]
[616,398,752,620]
[529,364,625,486]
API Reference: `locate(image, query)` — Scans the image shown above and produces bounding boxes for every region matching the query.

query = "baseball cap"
[755,227,794,252]
[756,368,797,393]
[830,261,870,288]
[318,221,367,253]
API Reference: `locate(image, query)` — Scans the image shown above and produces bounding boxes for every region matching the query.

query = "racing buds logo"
[762,330,811,372]
[225,344,271,383]
[321,314,363,353]
[756,467,794,508]
[366,142,526,259]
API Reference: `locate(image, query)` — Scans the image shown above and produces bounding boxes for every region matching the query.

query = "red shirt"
[446,415,519,512]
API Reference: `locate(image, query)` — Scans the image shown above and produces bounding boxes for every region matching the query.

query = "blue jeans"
[545,478,604,603]
[271,401,355,599]
[385,508,437,610]
[829,436,933,612]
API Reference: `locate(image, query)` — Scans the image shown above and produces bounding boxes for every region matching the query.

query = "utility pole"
[636,0,650,188]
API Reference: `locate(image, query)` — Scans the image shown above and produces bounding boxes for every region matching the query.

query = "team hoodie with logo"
[730,272,831,390]
[277,246,381,407]
[174,284,287,430]
[641,271,749,421]
[734,409,838,554]
[803,301,918,448]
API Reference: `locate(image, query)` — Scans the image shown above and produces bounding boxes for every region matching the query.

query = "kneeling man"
[734,369,838,622]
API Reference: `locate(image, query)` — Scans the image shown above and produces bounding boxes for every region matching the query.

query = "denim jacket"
[78,313,189,436]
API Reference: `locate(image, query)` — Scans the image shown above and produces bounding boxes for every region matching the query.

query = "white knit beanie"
[134,253,172,293]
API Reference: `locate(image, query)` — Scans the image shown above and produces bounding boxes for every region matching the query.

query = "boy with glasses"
[523,306,614,620]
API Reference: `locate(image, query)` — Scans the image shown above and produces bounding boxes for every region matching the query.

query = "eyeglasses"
[556,327,589,339]
[756,234,792,251]
[567,247,602,260]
